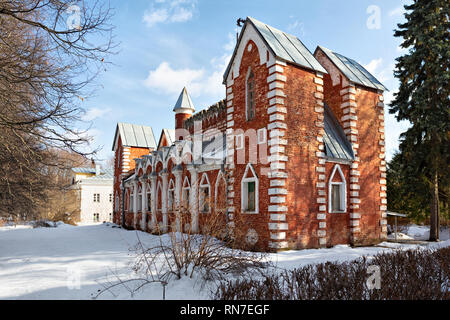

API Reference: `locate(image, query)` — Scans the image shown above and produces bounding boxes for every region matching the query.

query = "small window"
[130,191,134,212]
[241,164,259,213]
[93,213,100,222]
[93,193,100,202]
[246,70,255,121]
[182,177,191,210]
[109,194,113,202]
[109,213,112,221]
[328,164,347,213]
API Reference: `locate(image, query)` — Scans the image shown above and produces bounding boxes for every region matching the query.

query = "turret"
[173,87,195,140]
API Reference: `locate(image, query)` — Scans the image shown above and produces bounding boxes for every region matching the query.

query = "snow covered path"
[0,223,448,300]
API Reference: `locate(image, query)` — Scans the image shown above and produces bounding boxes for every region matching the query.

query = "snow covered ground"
[0,223,448,300]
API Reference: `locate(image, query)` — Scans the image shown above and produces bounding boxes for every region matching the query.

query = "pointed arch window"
[241,164,259,213]
[168,179,175,212]
[246,69,256,121]
[137,185,143,212]
[182,176,191,210]
[146,182,152,212]
[328,164,347,213]
[156,182,162,213]
[129,188,134,212]
[199,173,211,214]
[215,171,227,214]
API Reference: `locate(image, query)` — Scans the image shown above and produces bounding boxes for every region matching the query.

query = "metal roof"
[72,167,97,174]
[323,104,355,161]
[173,87,195,112]
[112,122,157,151]
[224,17,327,83]
[157,128,176,149]
[316,46,388,91]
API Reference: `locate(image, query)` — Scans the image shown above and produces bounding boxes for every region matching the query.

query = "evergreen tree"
[390,0,449,240]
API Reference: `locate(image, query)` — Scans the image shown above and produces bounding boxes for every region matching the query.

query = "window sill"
[330,210,347,214]
[243,211,258,214]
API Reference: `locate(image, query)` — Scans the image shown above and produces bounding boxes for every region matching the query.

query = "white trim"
[257,128,267,144]
[168,179,175,212]
[328,164,347,213]
[181,176,191,209]
[241,163,259,214]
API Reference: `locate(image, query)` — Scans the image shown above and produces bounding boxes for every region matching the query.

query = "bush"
[214,247,450,300]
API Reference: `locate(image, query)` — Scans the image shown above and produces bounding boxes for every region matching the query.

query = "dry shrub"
[214,246,450,300]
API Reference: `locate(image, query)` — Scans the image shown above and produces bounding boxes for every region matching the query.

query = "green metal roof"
[112,122,156,151]
[316,46,388,91]
[224,17,327,83]
[323,103,354,161]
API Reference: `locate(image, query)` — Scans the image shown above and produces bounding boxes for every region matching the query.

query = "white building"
[71,166,114,224]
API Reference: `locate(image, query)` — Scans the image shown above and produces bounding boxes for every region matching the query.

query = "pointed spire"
[173,87,195,113]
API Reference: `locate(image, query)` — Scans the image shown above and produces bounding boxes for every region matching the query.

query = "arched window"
[168,179,175,212]
[146,183,152,212]
[215,171,227,214]
[137,185,143,212]
[328,164,347,213]
[199,173,211,214]
[156,182,162,213]
[129,188,134,212]
[182,176,191,210]
[241,164,259,213]
[246,68,255,121]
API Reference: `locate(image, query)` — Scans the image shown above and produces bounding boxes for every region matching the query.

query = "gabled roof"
[157,128,176,149]
[315,46,388,91]
[112,122,157,151]
[323,103,355,161]
[224,16,327,83]
[173,87,195,112]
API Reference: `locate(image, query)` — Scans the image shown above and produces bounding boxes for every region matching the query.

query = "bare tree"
[0,0,115,219]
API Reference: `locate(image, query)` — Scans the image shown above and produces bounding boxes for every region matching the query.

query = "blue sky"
[81,0,412,165]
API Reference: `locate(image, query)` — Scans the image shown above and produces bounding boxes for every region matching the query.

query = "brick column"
[266,60,289,250]
[340,85,361,244]
[132,179,138,229]
[225,78,235,224]
[313,72,327,247]
[160,171,169,232]
[139,176,147,231]
[173,167,183,232]
[187,165,199,233]
[377,93,388,239]
[149,173,157,231]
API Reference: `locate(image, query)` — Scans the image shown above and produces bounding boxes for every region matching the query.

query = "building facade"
[112,17,388,251]
[71,166,114,224]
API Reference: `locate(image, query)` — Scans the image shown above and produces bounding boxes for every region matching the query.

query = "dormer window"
[246,69,255,121]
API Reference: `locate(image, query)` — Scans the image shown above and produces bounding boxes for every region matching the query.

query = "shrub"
[214,246,450,300]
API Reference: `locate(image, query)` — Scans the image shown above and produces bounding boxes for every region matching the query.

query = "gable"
[224,16,327,84]
[314,46,387,91]
[112,122,157,151]
[323,103,355,161]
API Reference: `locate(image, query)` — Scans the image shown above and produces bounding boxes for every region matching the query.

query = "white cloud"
[82,107,111,121]
[389,7,404,17]
[363,58,393,84]
[143,0,196,27]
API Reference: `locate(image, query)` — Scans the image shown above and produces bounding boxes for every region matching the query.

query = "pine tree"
[390,0,449,241]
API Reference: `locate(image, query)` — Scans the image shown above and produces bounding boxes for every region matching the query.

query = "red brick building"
[112,17,388,250]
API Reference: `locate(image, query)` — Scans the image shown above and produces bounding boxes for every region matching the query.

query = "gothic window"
[246,69,256,121]
[241,164,259,213]
[328,164,347,213]
[182,177,191,210]
[199,173,211,214]
[146,183,152,212]
[168,179,175,212]
[137,186,143,212]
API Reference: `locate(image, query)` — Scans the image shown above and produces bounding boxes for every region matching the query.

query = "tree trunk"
[429,171,440,241]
